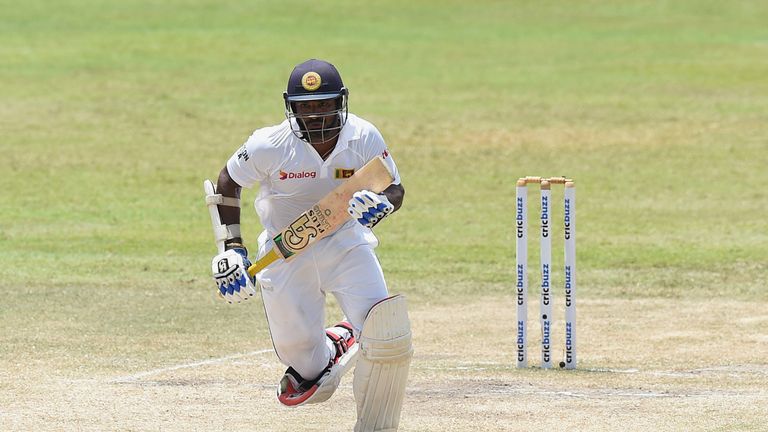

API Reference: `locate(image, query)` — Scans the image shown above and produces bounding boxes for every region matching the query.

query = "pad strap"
[205,184,242,243]
[212,224,242,243]
[226,224,241,239]
[205,194,241,208]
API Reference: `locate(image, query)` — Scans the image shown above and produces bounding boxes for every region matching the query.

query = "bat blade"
[248,155,394,277]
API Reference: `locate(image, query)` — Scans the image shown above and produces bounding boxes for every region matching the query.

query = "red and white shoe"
[326,321,356,361]
[277,321,359,406]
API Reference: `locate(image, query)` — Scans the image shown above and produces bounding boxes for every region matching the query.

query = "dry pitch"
[3,1,768,431]
[3,297,766,431]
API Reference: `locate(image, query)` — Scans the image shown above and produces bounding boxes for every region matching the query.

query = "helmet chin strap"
[285,94,349,145]
[303,117,338,160]
[298,113,344,145]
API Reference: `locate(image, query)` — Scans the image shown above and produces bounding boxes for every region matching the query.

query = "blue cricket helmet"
[283,59,349,144]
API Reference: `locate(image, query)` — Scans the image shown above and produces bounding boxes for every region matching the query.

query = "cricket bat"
[247,155,394,277]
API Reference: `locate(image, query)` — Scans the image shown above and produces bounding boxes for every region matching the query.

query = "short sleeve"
[225,128,279,188]
[362,125,401,185]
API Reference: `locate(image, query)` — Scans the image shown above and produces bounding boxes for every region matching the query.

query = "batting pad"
[353,295,413,432]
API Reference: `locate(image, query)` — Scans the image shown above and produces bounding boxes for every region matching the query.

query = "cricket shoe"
[277,321,359,406]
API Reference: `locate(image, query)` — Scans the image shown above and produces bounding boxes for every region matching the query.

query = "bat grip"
[247,249,281,277]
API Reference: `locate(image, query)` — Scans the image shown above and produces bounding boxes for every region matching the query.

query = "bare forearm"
[382,183,405,213]
[217,166,243,239]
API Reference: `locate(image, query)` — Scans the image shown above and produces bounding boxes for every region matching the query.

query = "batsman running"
[204,59,413,431]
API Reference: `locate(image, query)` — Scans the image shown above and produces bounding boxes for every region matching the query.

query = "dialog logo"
[279,170,317,180]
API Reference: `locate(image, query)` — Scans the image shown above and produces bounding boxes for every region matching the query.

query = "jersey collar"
[286,115,359,157]
[332,114,360,155]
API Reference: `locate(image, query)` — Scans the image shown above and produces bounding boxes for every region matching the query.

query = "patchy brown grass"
[3,296,767,431]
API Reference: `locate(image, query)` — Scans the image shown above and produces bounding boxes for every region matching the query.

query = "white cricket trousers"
[255,228,389,381]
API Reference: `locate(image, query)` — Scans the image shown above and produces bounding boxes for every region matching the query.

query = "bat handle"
[247,248,282,277]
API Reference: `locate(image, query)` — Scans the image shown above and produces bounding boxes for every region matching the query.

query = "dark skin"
[217,99,405,246]
[295,99,340,155]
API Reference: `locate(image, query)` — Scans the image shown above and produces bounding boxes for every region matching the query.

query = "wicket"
[516,176,576,369]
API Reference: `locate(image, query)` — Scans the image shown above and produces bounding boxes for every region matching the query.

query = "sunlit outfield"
[2,0,767,379]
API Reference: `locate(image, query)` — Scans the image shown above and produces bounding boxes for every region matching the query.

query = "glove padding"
[348,190,394,229]
[211,247,257,303]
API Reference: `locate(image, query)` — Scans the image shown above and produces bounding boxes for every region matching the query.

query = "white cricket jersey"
[226,113,400,248]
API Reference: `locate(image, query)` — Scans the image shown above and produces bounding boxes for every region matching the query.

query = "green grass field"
[2,1,768,430]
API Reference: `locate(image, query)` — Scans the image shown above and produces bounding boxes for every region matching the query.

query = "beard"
[301,115,341,144]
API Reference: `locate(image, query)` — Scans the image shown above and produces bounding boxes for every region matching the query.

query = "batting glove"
[211,245,257,303]
[348,190,394,229]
